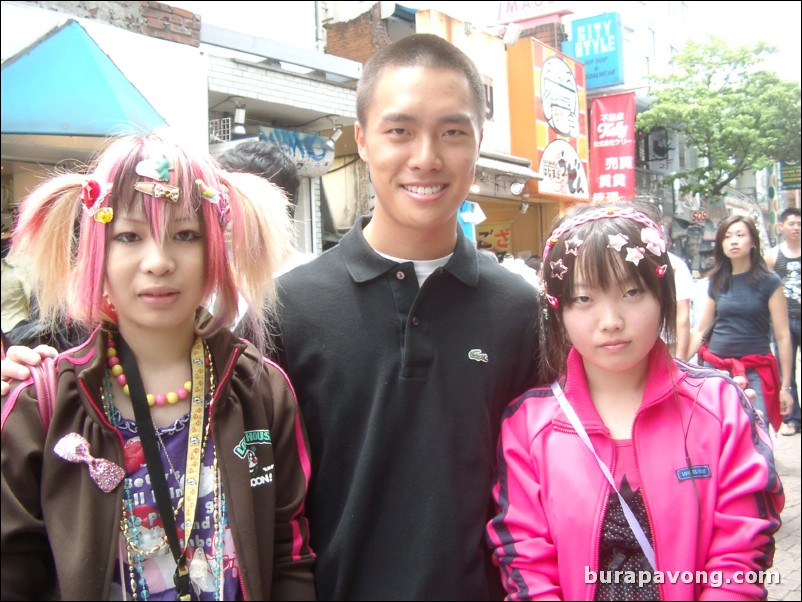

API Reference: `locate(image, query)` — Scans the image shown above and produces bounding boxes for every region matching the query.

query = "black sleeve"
[5,320,88,352]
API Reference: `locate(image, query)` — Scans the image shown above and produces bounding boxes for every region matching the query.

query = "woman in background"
[688,214,793,430]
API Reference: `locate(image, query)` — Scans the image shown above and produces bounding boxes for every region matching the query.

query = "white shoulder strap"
[550,381,656,571]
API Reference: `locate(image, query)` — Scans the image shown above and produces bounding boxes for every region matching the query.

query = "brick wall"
[26,1,200,47]
[324,4,388,64]
[530,22,568,50]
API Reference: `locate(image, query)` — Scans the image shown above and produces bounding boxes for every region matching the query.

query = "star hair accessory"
[542,207,665,265]
[135,155,173,181]
[608,233,629,252]
[134,181,180,202]
[81,179,113,222]
[565,235,583,255]
[550,259,568,280]
[625,246,646,266]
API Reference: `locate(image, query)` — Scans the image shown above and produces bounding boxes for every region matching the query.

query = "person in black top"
[766,207,801,435]
[273,34,551,600]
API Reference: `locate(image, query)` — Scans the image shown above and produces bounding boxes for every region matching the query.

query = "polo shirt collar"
[342,215,480,287]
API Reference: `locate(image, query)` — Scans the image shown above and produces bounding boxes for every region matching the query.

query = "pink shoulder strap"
[1,357,59,433]
[30,357,58,430]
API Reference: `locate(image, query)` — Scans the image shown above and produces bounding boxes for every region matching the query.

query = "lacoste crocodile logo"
[468,348,489,363]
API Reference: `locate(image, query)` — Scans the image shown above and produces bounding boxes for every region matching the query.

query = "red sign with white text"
[590,92,635,201]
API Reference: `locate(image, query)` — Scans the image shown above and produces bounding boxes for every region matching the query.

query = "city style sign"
[562,12,625,88]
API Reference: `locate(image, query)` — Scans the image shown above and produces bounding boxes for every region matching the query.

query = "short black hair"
[356,34,485,129]
[217,139,301,216]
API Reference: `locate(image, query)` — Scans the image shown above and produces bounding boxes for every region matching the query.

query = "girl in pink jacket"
[487,201,784,600]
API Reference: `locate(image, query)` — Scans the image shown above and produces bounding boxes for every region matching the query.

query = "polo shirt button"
[396,270,405,280]
[411,316,420,326]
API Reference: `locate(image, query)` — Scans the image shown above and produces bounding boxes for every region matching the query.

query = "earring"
[103,293,116,312]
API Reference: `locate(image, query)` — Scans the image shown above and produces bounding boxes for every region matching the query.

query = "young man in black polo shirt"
[274,34,549,600]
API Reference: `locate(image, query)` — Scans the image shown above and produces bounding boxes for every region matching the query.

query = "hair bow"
[640,227,666,256]
[54,432,125,493]
[134,181,180,202]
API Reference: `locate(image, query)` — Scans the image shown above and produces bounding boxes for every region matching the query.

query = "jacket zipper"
[207,346,249,601]
[631,410,663,600]
[552,422,613,600]
[78,378,125,600]
[593,433,616,601]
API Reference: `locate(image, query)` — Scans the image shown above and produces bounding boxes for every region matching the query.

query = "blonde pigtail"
[221,171,294,355]
[11,174,87,332]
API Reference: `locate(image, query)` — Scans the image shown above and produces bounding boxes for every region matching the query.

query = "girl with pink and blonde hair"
[1,132,315,600]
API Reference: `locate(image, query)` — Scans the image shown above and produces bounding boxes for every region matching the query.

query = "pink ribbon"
[54,433,125,493]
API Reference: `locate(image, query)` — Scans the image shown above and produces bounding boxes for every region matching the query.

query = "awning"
[1,20,166,136]
[472,152,542,200]
[476,155,543,181]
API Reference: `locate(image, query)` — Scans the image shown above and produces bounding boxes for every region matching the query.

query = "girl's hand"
[730,374,757,404]
[780,389,793,416]
[0,345,58,396]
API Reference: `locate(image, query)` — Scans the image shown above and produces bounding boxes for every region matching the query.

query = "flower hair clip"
[81,179,113,223]
[94,207,114,224]
[134,181,180,202]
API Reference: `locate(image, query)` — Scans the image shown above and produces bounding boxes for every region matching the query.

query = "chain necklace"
[153,418,184,490]
[103,370,183,559]
[103,336,223,601]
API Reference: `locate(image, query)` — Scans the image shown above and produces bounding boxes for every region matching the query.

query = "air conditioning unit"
[209,117,232,144]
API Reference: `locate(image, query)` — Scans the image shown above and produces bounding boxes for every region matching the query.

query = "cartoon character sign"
[540,57,580,138]
[538,139,587,196]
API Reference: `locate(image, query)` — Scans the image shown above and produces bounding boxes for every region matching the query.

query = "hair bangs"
[575,224,632,294]
[542,204,676,344]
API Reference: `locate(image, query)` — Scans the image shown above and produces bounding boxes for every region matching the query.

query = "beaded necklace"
[107,336,192,406]
[103,335,227,601]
